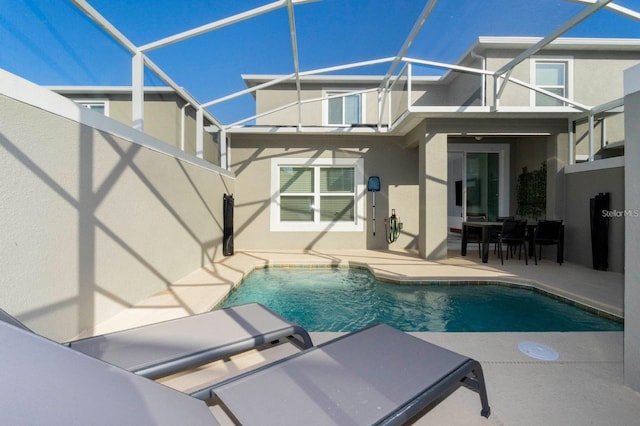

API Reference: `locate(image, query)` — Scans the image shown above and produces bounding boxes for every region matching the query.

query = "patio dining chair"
[491,216,515,254]
[498,219,528,265]
[465,214,487,258]
[534,220,564,265]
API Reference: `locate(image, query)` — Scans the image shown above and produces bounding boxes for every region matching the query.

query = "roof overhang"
[241,73,440,88]
[46,86,179,95]
[477,36,640,51]
[226,107,580,137]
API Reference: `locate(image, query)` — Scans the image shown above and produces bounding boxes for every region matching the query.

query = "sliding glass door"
[447,143,509,231]
[466,153,499,221]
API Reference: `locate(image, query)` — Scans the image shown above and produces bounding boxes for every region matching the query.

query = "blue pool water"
[219,268,623,332]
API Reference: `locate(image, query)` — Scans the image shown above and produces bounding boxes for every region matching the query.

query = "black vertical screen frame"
[223,194,234,256]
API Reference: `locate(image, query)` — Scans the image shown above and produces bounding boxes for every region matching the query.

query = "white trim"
[565,156,624,174]
[322,89,366,126]
[447,143,510,218]
[624,64,640,96]
[270,157,365,232]
[73,98,110,116]
[0,69,233,177]
[48,86,177,94]
[242,70,437,85]
[226,125,386,134]
[530,56,574,107]
[475,36,640,51]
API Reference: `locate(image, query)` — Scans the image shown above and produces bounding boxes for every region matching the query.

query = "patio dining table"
[461,221,503,263]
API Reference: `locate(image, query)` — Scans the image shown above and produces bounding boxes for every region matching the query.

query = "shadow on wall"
[0,103,226,340]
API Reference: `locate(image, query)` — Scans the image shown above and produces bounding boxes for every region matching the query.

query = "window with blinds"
[532,58,572,107]
[279,166,355,223]
[326,92,361,125]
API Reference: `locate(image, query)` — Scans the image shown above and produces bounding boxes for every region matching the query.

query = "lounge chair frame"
[193,323,490,425]
[0,303,313,379]
[2,311,490,424]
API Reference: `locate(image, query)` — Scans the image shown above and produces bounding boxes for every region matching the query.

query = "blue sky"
[2,0,640,124]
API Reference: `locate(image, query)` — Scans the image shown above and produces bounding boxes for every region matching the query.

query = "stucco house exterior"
[226,37,637,272]
[3,34,640,391]
[39,37,637,273]
[49,86,222,165]
[4,0,640,398]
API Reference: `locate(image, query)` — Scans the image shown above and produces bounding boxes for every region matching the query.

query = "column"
[624,64,640,391]
[132,52,144,131]
[419,128,448,260]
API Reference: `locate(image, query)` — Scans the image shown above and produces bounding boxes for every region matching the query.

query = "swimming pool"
[219,267,623,332]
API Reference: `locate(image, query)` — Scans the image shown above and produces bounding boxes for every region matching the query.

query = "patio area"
[75,248,639,425]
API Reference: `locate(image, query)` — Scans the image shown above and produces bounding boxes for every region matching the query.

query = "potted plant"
[516,162,546,221]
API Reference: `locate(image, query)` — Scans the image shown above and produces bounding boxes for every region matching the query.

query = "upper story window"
[271,157,364,232]
[325,91,364,125]
[532,58,572,107]
[75,100,109,116]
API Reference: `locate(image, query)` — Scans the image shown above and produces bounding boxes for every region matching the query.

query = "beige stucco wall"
[574,114,625,160]
[411,84,448,107]
[563,166,625,272]
[252,47,639,124]
[444,62,485,107]
[483,49,640,108]
[229,133,419,251]
[573,53,640,105]
[65,93,220,166]
[255,82,386,127]
[0,93,234,341]
[256,87,307,125]
[485,50,535,107]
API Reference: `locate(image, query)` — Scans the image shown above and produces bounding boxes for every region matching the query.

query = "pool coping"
[224,262,624,324]
[77,249,623,338]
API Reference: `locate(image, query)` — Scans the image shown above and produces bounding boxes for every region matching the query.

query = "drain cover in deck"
[518,341,559,361]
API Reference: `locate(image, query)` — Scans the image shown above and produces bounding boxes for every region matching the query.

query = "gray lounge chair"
[1,320,490,425]
[193,323,491,425]
[0,321,220,425]
[0,303,313,379]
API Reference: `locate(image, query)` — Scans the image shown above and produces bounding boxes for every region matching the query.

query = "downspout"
[470,50,486,107]
[180,102,191,151]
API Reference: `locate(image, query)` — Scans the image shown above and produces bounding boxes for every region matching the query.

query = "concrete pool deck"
[79,249,639,425]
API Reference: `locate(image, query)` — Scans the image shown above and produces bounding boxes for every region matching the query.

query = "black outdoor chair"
[491,216,514,254]
[466,214,487,258]
[534,220,564,265]
[498,219,528,265]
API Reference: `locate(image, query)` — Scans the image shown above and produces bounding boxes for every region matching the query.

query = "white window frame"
[74,99,110,116]
[322,89,366,126]
[530,56,573,107]
[270,157,365,232]
[447,143,511,220]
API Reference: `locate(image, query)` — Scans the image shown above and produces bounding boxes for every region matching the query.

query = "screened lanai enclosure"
[3,0,640,395]
[1,0,639,167]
